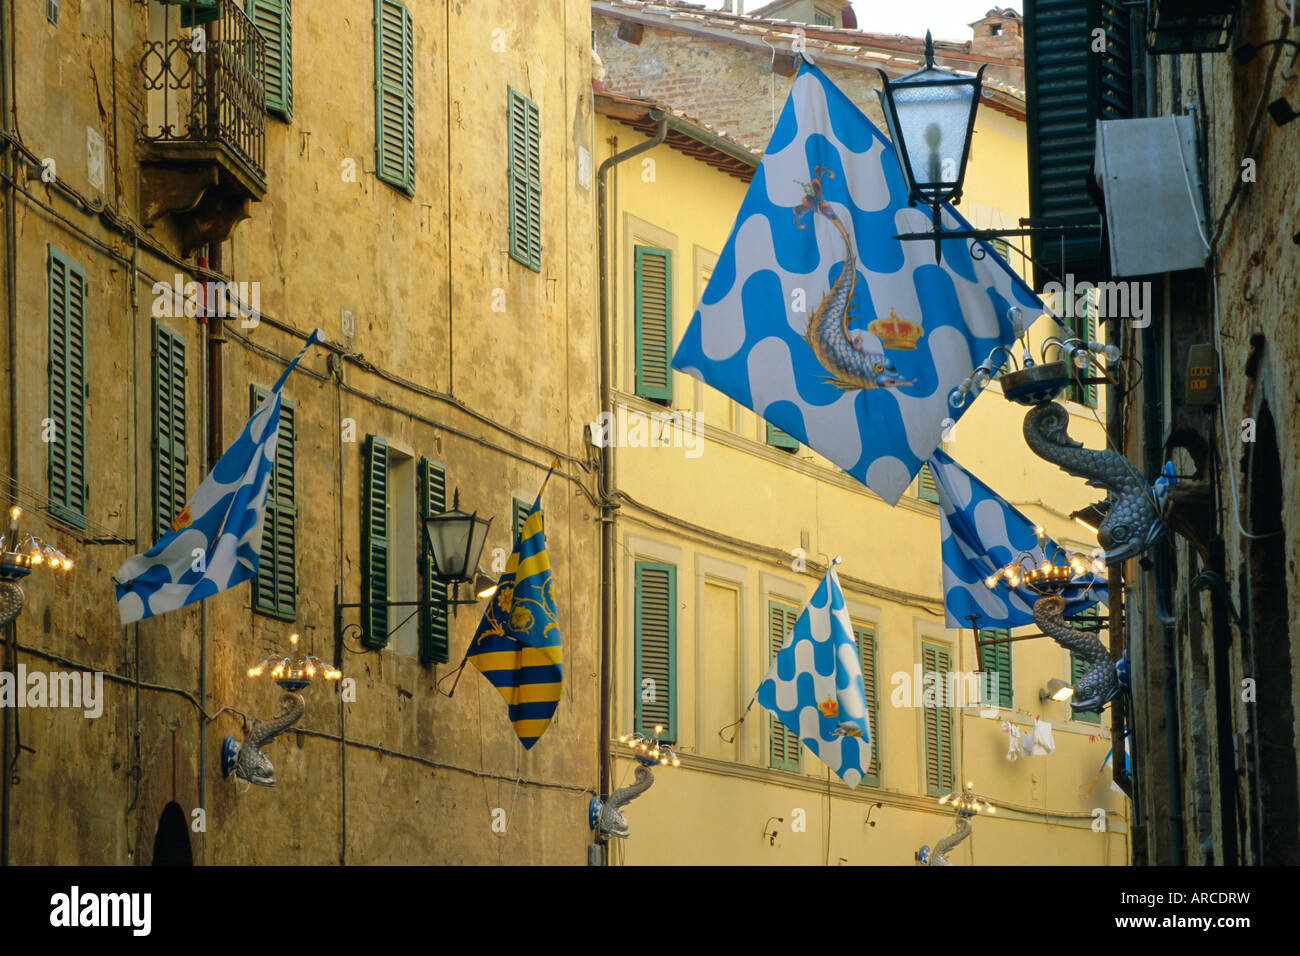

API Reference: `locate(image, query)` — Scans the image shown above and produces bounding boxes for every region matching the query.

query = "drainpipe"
[594,112,666,851]
[1,0,16,868]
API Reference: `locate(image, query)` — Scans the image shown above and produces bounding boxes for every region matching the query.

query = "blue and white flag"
[672,60,1045,505]
[754,563,872,788]
[929,448,1105,629]
[114,330,323,625]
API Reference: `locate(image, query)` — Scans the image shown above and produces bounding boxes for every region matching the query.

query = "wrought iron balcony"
[139,0,267,253]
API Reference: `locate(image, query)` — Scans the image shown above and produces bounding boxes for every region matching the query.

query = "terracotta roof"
[593,0,1027,117]
[595,90,761,181]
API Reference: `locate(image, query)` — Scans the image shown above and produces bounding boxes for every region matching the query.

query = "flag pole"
[536,457,560,503]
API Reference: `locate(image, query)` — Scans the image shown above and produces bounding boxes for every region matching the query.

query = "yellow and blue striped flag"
[465,479,562,749]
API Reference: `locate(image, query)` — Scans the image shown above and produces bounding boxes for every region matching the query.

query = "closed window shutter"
[635,562,676,742]
[768,601,801,772]
[153,324,187,540]
[1070,607,1102,722]
[766,422,799,451]
[375,0,414,193]
[1080,295,1099,408]
[512,496,530,544]
[633,245,672,402]
[418,457,449,663]
[854,624,880,783]
[917,462,940,503]
[1024,0,1132,287]
[507,87,542,271]
[249,0,292,119]
[978,629,1013,709]
[922,642,955,795]
[361,435,390,648]
[48,247,87,528]
[251,387,296,619]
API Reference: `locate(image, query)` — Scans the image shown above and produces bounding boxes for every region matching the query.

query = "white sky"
[698,1,1018,44]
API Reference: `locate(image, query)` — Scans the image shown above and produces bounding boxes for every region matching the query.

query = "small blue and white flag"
[754,563,872,788]
[929,448,1105,629]
[672,59,1046,505]
[114,329,323,625]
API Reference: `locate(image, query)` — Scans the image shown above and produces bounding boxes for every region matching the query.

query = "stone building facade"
[0,0,599,864]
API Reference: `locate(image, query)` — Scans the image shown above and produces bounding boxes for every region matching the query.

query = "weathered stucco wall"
[1,0,599,865]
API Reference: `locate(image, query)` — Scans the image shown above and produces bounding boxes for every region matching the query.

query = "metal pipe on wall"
[594,113,666,858]
[1,0,16,868]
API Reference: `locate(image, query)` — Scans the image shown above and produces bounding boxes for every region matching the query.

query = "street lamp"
[876,31,985,261]
[423,488,492,586]
[333,488,494,666]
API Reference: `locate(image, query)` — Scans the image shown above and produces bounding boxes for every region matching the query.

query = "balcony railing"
[140,0,266,185]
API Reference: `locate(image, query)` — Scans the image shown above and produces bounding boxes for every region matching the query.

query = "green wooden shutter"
[922,642,955,795]
[361,435,390,648]
[418,456,449,663]
[249,0,292,119]
[1070,607,1102,722]
[978,629,1013,709]
[251,386,296,619]
[1024,0,1132,288]
[917,461,940,503]
[375,0,414,193]
[507,87,542,271]
[633,246,672,402]
[152,324,187,540]
[47,246,87,529]
[635,562,676,742]
[512,496,530,544]
[854,623,881,784]
[768,600,802,772]
[766,422,799,451]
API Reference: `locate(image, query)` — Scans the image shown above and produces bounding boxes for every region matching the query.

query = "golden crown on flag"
[868,308,923,351]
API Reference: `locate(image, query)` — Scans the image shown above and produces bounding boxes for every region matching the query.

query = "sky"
[697,1,1017,43]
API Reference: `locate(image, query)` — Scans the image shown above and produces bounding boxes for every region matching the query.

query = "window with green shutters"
[152,324,186,540]
[418,457,449,663]
[251,386,296,619]
[922,641,955,795]
[374,0,414,194]
[1070,607,1103,722]
[977,629,1013,709]
[47,246,87,529]
[768,600,802,772]
[634,245,672,403]
[634,562,676,742]
[361,435,389,648]
[507,87,542,271]
[249,0,292,119]
[766,422,799,451]
[854,623,881,785]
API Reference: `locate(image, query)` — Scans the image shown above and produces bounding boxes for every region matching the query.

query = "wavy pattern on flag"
[930,448,1105,629]
[755,566,871,788]
[114,330,321,625]
[466,499,562,750]
[672,60,1045,505]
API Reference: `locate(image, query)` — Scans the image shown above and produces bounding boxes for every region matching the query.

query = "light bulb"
[672,758,680,767]
[1103,344,1121,363]
[985,575,998,589]
[1072,348,1089,370]
[986,805,996,814]
[1007,306,1025,338]
[290,633,299,645]
[654,724,664,734]
[247,668,257,678]
[660,758,669,765]
[939,795,948,805]
[61,558,73,570]
[29,550,42,565]
[972,367,991,389]
[8,506,19,520]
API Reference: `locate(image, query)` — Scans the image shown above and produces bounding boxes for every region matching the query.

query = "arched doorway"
[151,801,193,866]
